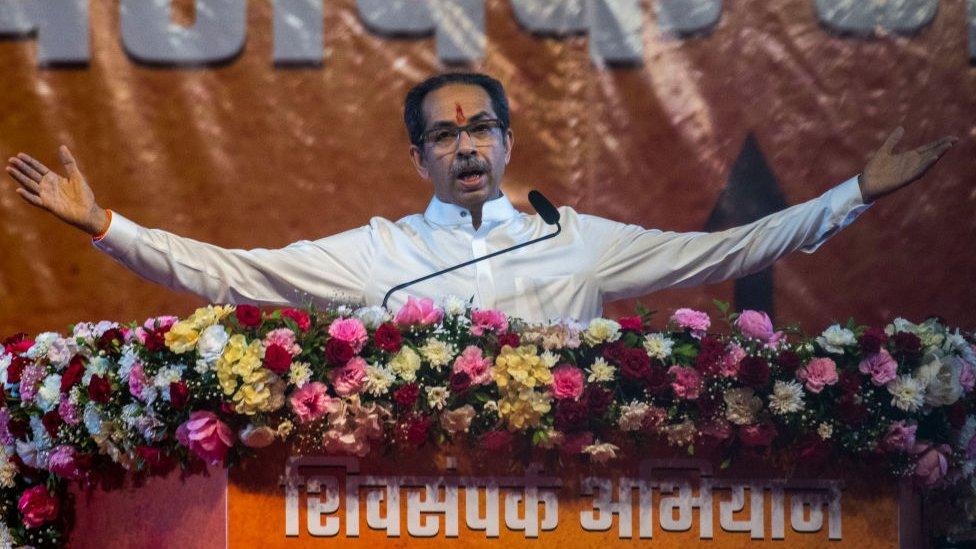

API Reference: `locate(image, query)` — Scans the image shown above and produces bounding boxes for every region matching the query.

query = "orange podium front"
[228,446,898,547]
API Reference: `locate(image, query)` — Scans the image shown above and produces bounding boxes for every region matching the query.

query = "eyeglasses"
[420,119,504,150]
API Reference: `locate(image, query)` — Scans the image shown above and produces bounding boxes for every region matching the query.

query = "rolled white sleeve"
[593,176,871,301]
[93,212,373,307]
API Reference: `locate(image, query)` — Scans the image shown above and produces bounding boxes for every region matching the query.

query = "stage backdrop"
[1,0,974,337]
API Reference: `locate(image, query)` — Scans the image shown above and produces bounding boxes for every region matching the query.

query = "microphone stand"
[381,222,562,310]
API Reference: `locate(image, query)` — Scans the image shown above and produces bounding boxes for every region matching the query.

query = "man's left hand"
[859,127,957,202]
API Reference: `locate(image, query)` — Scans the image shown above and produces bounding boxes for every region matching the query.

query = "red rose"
[554,400,588,432]
[617,348,651,382]
[858,327,887,355]
[97,328,123,351]
[892,332,922,360]
[263,343,292,374]
[374,323,403,352]
[6,356,27,384]
[774,350,802,376]
[737,356,770,389]
[41,411,63,438]
[404,415,432,446]
[61,355,86,393]
[18,485,59,528]
[282,308,311,331]
[393,383,419,408]
[643,362,671,395]
[3,333,34,355]
[8,418,29,441]
[144,329,166,352]
[87,375,112,404]
[169,381,189,409]
[450,371,472,394]
[617,316,643,332]
[694,336,726,375]
[582,385,613,416]
[136,446,177,476]
[235,304,262,328]
[325,339,355,365]
[480,430,514,452]
[497,332,520,349]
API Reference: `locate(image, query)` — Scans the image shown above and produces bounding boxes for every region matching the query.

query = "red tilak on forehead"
[455,103,466,124]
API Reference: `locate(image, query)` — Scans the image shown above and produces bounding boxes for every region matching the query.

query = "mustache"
[449,156,491,178]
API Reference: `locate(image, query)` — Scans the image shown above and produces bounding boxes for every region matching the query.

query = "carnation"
[858,349,899,386]
[723,387,762,425]
[353,305,391,329]
[440,405,476,434]
[768,380,805,415]
[671,308,710,338]
[420,338,457,368]
[584,318,622,345]
[797,358,839,394]
[330,357,368,396]
[197,324,230,364]
[470,309,509,336]
[452,345,493,386]
[328,318,368,353]
[289,382,336,423]
[668,366,702,400]
[816,324,857,354]
[551,365,585,400]
[394,296,444,326]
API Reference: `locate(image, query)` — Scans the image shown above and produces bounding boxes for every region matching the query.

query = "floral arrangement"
[0,296,974,547]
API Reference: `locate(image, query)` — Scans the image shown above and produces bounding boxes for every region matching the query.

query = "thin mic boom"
[381,191,561,309]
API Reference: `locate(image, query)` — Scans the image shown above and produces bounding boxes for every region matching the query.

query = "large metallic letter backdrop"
[0,0,973,336]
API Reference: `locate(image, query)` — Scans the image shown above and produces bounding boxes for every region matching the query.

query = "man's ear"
[409,145,430,179]
[504,129,514,165]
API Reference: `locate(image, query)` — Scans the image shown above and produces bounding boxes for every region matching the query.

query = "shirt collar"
[423,193,519,227]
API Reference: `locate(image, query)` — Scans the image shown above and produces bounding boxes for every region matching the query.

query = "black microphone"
[381,191,562,309]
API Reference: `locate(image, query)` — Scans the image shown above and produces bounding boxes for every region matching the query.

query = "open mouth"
[456,167,487,188]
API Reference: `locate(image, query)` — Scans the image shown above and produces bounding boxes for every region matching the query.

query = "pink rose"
[470,309,509,336]
[739,423,777,447]
[47,445,86,480]
[735,310,785,348]
[671,308,710,338]
[858,349,898,386]
[263,328,301,356]
[668,365,703,400]
[883,420,917,452]
[328,318,368,353]
[394,296,444,326]
[18,485,60,528]
[551,365,585,400]
[912,443,950,487]
[797,358,839,394]
[289,382,337,423]
[452,345,493,386]
[330,357,368,396]
[176,411,235,465]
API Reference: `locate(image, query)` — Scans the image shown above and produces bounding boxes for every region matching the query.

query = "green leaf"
[713,299,730,314]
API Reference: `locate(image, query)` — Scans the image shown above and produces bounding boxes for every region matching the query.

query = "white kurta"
[93,177,869,322]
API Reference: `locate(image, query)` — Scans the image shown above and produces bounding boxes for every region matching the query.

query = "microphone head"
[528,190,560,225]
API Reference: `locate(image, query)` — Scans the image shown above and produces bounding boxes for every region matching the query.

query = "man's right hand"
[5,145,109,236]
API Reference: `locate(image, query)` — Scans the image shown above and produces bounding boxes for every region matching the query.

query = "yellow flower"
[389,347,422,382]
[186,305,235,330]
[165,322,199,354]
[494,345,552,390]
[497,387,551,431]
[233,381,271,415]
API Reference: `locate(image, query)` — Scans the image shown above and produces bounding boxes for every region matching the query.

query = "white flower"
[29,415,51,450]
[643,333,675,360]
[583,442,620,464]
[425,386,450,410]
[197,324,230,364]
[584,318,622,345]
[540,351,560,369]
[816,324,856,354]
[768,380,805,415]
[354,306,391,329]
[25,332,59,359]
[887,375,926,412]
[35,374,63,413]
[723,387,762,425]
[441,295,468,317]
[45,337,75,367]
[288,361,312,388]
[118,346,140,381]
[365,364,396,396]
[924,355,964,407]
[121,403,143,428]
[817,422,834,440]
[16,439,48,470]
[83,403,105,436]
[0,519,15,547]
[420,338,456,369]
[0,352,10,385]
[82,356,111,385]
[618,401,650,431]
[153,365,186,402]
[587,357,616,383]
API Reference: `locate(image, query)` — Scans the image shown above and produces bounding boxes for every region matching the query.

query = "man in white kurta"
[4,73,955,322]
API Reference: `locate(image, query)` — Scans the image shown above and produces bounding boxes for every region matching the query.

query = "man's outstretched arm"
[592,128,958,301]
[5,147,373,307]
